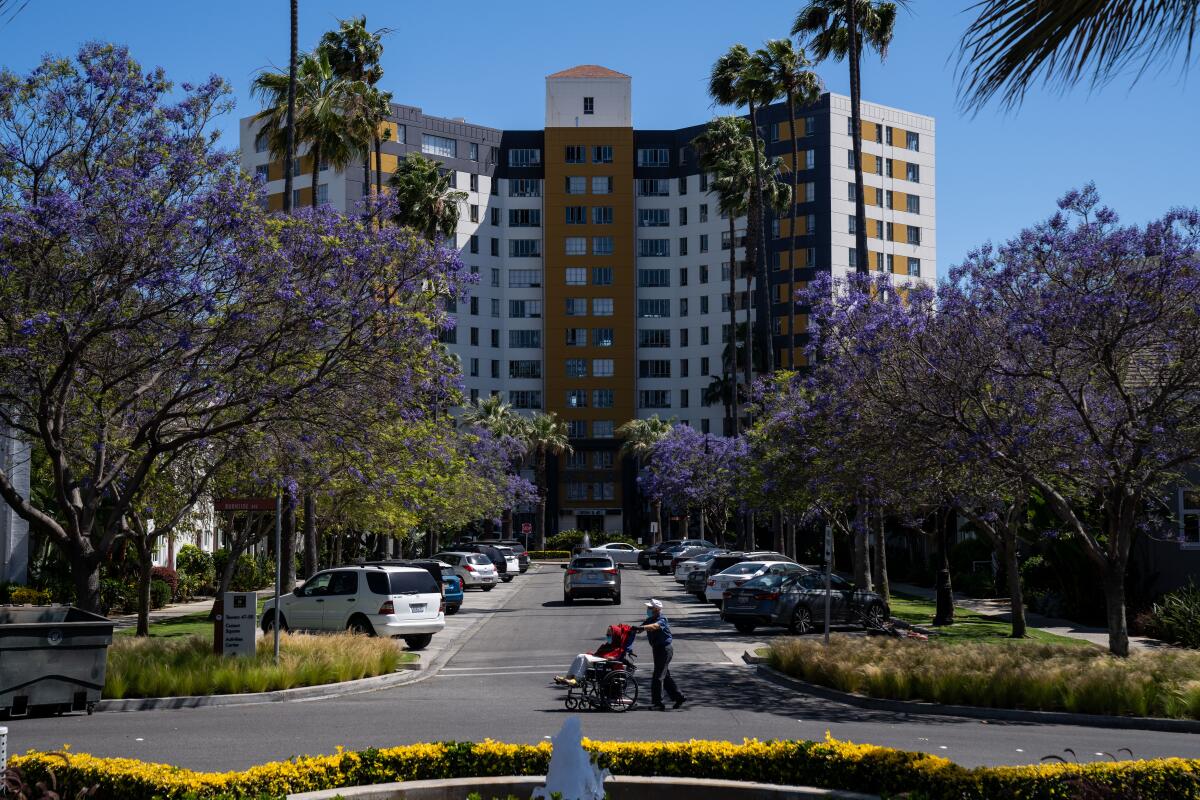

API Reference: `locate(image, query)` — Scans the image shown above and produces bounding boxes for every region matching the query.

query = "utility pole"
[273,493,282,664]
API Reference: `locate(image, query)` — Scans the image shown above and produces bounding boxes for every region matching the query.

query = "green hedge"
[13,737,1200,800]
[526,551,571,560]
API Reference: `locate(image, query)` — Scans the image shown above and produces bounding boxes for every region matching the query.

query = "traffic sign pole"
[274,494,282,665]
[824,524,833,646]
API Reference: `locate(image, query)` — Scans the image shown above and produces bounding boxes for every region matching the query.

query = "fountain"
[531,716,608,800]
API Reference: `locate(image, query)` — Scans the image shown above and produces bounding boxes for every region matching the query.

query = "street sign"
[221,591,258,658]
[824,526,833,563]
[215,498,276,512]
[649,522,659,534]
[521,522,532,534]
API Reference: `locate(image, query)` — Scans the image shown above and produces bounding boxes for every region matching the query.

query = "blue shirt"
[645,614,672,648]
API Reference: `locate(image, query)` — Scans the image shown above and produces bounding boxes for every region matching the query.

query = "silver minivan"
[563,555,621,605]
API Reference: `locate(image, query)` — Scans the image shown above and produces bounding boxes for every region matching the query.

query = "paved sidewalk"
[109,589,276,631]
[890,582,1168,651]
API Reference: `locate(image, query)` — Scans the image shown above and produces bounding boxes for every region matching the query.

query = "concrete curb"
[756,664,1200,734]
[95,661,423,712]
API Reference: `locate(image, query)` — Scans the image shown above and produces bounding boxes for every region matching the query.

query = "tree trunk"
[728,214,740,437]
[745,510,755,552]
[1103,563,1129,656]
[535,455,547,551]
[786,89,800,368]
[302,492,318,579]
[280,496,297,592]
[746,101,774,374]
[933,510,955,626]
[134,538,153,637]
[282,0,298,215]
[853,515,871,591]
[847,3,869,275]
[310,144,321,208]
[71,553,102,614]
[1003,529,1026,638]
[653,500,663,546]
[875,517,890,605]
[501,507,513,540]
[374,134,384,228]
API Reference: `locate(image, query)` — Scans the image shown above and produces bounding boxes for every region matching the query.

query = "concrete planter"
[288,775,878,800]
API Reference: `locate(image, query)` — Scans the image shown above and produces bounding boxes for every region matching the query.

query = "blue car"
[441,567,463,615]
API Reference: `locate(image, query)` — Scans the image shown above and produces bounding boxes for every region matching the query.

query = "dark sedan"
[721,571,889,635]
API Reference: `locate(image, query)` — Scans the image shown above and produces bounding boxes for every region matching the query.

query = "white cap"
[644,599,663,609]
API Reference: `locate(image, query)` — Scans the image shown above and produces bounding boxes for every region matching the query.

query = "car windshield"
[740,574,784,590]
[466,554,491,565]
[722,562,766,576]
[572,558,612,569]
[388,571,439,594]
[497,547,515,556]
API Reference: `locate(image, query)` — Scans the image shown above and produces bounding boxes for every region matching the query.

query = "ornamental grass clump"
[104,633,401,699]
[769,637,1200,719]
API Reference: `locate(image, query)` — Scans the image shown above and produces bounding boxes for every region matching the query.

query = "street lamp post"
[273,494,282,665]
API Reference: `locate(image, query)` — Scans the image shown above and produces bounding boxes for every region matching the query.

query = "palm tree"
[389,154,468,241]
[462,396,530,539]
[957,1,1200,111]
[702,376,736,436]
[709,45,780,373]
[756,39,823,369]
[253,50,364,209]
[617,416,674,545]
[693,116,755,434]
[793,1,904,275]
[319,17,393,204]
[524,413,572,552]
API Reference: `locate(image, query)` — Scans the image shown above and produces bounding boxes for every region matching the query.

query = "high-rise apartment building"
[239,65,936,537]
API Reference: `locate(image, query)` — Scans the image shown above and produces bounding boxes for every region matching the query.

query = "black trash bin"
[0,605,115,716]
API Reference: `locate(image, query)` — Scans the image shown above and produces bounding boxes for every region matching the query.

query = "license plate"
[728,600,754,610]
[583,573,600,582]
[409,604,426,613]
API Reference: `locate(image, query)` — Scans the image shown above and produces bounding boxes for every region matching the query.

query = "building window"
[638,268,671,288]
[592,327,614,347]
[592,176,613,194]
[509,299,542,318]
[886,253,895,274]
[565,145,586,163]
[679,237,688,256]
[592,145,612,163]
[565,298,588,316]
[593,421,614,439]
[509,390,542,409]
[593,359,614,377]
[509,269,542,288]
[908,257,921,277]
[490,268,501,288]
[422,134,457,158]
[592,206,613,225]
[565,206,586,225]
[638,299,671,318]
[700,296,709,314]
[565,267,587,286]
[566,481,587,500]
[583,96,594,115]
[679,298,689,317]
[566,327,588,347]
[906,163,921,183]
[907,226,922,246]
[592,267,613,285]
[315,183,329,204]
[565,176,587,194]
[638,389,672,409]
[509,329,541,348]
[508,359,542,379]
[698,235,709,255]
[469,357,479,377]
[469,204,479,223]
[700,356,710,376]
[469,235,479,254]
[254,131,270,153]
[678,176,688,195]
[638,360,671,378]
[565,237,586,255]
[592,298,614,316]
[490,297,501,316]
[566,420,587,439]
[679,359,690,378]
[638,329,671,347]
[509,208,541,227]
[906,131,920,151]
[678,207,689,226]
[566,389,588,408]
[637,148,670,167]
[254,163,270,182]
[490,238,499,257]
[468,142,479,161]
[638,239,671,257]
[637,179,670,197]
[470,296,479,316]
[508,148,541,167]
[565,358,588,378]
[491,359,500,378]
[700,264,709,283]
[680,388,689,408]
[593,389,614,408]
[699,203,709,223]
[907,194,921,214]
[509,178,541,197]
[680,328,689,347]
[701,327,710,345]
[592,236,614,255]
[638,208,670,227]
[469,173,479,193]
[510,239,541,258]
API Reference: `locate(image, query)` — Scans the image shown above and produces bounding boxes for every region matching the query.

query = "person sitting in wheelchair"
[554,623,635,687]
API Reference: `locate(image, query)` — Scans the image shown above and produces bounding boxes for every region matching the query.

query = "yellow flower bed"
[13,736,1200,800]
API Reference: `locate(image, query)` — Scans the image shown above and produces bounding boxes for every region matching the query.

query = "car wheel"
[789,606,814,635]
[863,602,886,628]
[481,585,494,592]
[711,600,722,610]
[446,605,459,616]
[612,593,621,605]
[563,593,574,605]
[404,634,433,651]
[734,620,757,634]
[347,616,376,637]
[262,611,288,634]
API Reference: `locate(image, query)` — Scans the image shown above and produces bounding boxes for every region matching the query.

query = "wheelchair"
[562,655,639,712]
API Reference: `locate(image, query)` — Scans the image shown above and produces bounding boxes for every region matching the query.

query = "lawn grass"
[116,598,269,639]
[888,592,1086,646]
[769,636,1200,719]
[104,633,412,699]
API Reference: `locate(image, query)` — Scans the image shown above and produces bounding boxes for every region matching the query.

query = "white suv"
[435,551,499,590]
[261,565,445,650]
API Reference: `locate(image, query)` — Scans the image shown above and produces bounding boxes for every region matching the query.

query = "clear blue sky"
[3,1,1197,273]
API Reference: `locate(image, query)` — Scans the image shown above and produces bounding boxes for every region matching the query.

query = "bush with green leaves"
[545,530,638,551]
[1149,581,1200,649]
[149,579,172,610]
[176,545,215,583]
[9,586,53,605]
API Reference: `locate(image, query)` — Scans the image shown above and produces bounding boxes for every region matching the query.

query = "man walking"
[639,599,686,711]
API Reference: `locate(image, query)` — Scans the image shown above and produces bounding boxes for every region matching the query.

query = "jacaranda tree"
[640,424,747,546]
[0,44,470,612]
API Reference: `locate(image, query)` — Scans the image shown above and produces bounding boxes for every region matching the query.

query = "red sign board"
[521,523,533,534]
[214,498,276,512]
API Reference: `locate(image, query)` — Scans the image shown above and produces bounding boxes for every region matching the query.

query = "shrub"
[103,632,401,700]
[149,579,172,610]
[9,586,52,605]
[1149,581,1200,649]
[544,530,637,551]
[13,737,1200,800]
[769,637,1200,719]
[526,551,571,560]
[176,545,215,583]
[151,566,179,600]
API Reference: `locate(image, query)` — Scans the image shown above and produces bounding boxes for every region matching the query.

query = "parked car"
[652,539,717,573]
[464,543,511,582]
[260,565,444,650]
[638,539,681,570]
[722,571,889,635]
[669,545,718,575]
[685,565,710,599]
[495,545,521,577]
[435,551,498,590]
[675,550,724,584]
[562,555,621,604]
[583,542,642,565]
[705,551,795,582]
[705,561,806,607]
[477,539,530,572]
[358,559,461,614]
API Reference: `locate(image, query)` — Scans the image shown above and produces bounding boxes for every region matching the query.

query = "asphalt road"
[14,564,1200,771]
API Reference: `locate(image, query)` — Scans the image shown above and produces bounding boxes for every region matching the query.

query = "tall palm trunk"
[875,515,890,605]
[728,214,740,437]
[747,101,774,375]
[282,0,298,215]
[535,452,547,551]
[302,492,318,578]
[847,2,869,274]
[786,89,800,368]
[374,134,384,229]
[310,144,321,209]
